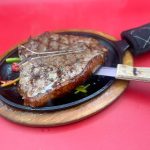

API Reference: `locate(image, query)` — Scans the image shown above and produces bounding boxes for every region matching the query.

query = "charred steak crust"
[18,32,107,107]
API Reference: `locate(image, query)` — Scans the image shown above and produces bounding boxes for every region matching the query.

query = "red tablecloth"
[0,0,150,150]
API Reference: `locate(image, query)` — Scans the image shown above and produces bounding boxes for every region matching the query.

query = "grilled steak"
[18,32,107,107]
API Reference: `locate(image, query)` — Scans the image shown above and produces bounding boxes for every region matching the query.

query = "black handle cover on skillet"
[121,23,150,55]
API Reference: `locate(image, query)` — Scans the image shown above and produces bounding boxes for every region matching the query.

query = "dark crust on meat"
[23,55,104,107]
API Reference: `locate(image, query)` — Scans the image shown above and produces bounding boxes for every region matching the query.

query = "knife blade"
[94,64,150,82]
[95,66,117,77]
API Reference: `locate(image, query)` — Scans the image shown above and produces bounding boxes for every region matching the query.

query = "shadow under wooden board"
[0,30,133,127]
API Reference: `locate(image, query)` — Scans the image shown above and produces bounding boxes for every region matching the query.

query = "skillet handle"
[121,23,150,55]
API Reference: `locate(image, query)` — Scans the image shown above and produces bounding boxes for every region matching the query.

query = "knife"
[95,64,150,82]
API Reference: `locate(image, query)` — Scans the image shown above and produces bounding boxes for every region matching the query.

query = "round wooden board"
[0,30,133,127]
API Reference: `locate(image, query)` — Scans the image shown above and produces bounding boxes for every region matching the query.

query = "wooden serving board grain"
[0,30,133,127]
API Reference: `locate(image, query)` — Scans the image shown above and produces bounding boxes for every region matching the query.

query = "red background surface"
[0,0,150,150]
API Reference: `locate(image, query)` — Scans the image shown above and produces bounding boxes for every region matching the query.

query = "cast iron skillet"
[0,23,150,111]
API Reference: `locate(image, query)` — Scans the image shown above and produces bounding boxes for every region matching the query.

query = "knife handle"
[116,64,150,82]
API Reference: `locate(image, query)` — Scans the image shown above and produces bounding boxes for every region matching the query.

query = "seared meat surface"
[18,32,107,107]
